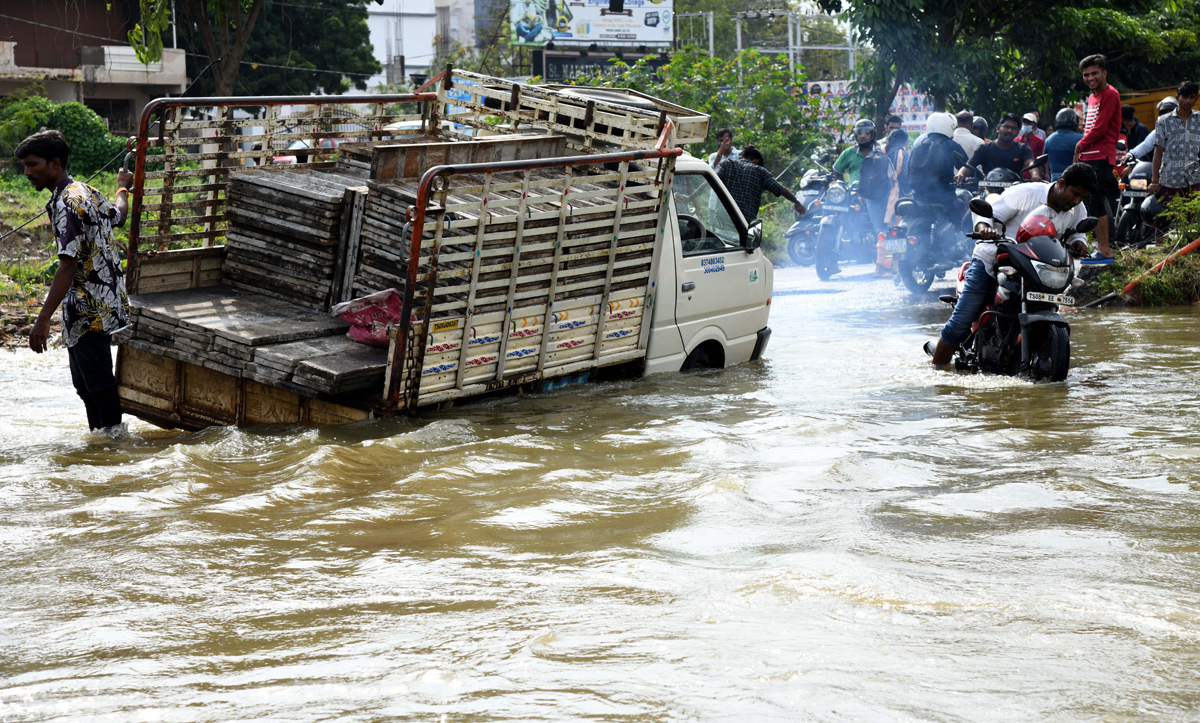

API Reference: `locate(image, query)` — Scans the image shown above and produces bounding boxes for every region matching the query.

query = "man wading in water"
[18,129,133,431]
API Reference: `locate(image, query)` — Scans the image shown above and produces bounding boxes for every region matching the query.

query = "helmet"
[1158,96,1178,115]
[853,118,876,140]
[972,115,989,137]
[1054,107,1079,131]
[926,112,955,138]
[1016,212,1059,245]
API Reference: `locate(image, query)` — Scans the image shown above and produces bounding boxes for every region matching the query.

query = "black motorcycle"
[942,198,1098,382]
[785,157,835,266]
[1115,157,1156,248]
[813,180,879,280]
[893,188,975,293]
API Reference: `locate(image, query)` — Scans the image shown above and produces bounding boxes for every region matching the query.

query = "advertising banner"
[511,0,674,48]
[538,50,667,83]
[805,80,936,135]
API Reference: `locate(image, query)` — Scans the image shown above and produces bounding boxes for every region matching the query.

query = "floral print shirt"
[47,177,131,347]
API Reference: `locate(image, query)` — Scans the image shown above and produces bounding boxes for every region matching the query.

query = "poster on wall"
[511,0,673,48]
[804,81,936,136]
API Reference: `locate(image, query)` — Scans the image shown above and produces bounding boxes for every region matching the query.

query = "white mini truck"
[116,70,772,429]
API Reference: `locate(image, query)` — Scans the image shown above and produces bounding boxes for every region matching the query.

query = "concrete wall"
[0,42,186,133]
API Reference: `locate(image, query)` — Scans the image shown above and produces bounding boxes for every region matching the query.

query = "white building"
[366,0,438,88]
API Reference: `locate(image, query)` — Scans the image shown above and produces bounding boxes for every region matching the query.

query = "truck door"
[671,171,770,362]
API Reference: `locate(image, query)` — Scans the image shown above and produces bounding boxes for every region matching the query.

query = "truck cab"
[645,154,774,374]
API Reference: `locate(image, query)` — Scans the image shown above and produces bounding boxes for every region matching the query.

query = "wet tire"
[815,223,839,280]
[787,231,817,266]
[897,253,934,293]
[1115,211,1137,247]
[1027,325,1070,382]
[1116,211,1154,249]
[681,344,715,371]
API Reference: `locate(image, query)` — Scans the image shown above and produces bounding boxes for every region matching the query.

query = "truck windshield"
[672,173,743,255]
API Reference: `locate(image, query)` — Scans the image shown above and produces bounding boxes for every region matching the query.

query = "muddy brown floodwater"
[3,263,1200,721]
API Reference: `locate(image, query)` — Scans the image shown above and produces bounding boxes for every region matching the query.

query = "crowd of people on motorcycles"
[706,53,1199,382]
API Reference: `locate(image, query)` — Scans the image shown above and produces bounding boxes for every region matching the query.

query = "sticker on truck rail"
[701,256,726,274]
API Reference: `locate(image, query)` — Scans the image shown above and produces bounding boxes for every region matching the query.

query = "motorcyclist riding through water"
[909,112,961,208]
[924,162,1099,367]
[955,112,1044,184]
[836,118,890,233]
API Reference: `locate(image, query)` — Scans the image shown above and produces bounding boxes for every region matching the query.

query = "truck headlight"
[1034,261,1070,290]
[826,186,847,204]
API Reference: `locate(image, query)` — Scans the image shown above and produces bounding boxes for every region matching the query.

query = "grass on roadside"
[1093,241,1200,306]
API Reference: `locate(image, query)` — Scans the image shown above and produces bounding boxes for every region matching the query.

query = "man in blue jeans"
[925,163,1097,367]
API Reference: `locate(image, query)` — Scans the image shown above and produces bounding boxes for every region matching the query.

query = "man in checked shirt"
[1150,80,1200,208]
[716,145,807,224]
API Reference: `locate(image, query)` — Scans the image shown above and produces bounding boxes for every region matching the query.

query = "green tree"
[176,0,382,96]
[568,48,827,183]
[823,0,1197,128]
[131,0,266,96]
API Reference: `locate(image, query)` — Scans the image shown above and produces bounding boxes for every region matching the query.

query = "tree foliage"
[177,0,381,96]
[130,0,263,96]
[0,91,127,176]
[821,0,1199,129]
[566,48,827,183]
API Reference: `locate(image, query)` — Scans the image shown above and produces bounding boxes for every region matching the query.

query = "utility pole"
[675,12,714,57]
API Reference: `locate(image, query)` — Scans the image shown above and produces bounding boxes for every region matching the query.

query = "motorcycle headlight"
[826,186,847,204]
[1130,178,1148,190]
[1034,261,1070,290]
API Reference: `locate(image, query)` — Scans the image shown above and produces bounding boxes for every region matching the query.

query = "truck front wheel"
[681,342,724,371]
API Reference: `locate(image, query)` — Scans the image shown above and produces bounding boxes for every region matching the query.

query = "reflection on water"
[4,268,1200,720]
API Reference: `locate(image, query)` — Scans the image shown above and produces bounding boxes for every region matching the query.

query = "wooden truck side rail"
[127,91,435,285]
[387,120,682,412]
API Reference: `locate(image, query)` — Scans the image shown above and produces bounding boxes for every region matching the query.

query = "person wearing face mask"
[954,113,1041,184]
[1015,112,1045,156]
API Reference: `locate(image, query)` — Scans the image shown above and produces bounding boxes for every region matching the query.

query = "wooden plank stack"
[117,286,387,396]
[349,166,664,321]
[223,168,368,310]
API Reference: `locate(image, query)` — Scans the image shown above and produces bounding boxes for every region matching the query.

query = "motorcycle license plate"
[823,205,850,212]
[886,239,907,252]
[1026,291,1074,305]
[1126,190,1148,198]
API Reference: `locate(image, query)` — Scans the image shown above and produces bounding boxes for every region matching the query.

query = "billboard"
[538,50,667,83]
[806,81,936,136]
[511,0,673,48]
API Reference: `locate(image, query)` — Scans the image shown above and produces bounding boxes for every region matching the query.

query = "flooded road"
[4,263,1200,721]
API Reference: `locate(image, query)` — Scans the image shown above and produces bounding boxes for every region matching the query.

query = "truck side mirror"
[745,219,763,253]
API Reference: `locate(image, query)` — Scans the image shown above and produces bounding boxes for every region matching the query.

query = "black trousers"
[67,331,123,430]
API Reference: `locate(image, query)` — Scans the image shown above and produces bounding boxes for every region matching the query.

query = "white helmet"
[925,111,955,138]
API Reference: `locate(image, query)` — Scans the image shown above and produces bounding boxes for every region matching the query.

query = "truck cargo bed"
[118,68,704,428]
